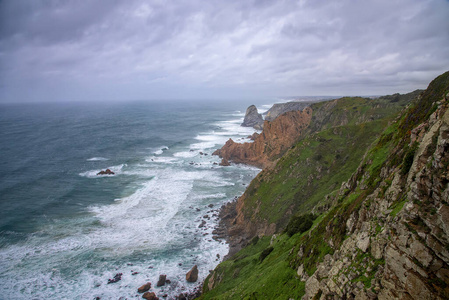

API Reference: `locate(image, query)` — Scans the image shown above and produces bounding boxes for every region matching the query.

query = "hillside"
[199,72,449,299]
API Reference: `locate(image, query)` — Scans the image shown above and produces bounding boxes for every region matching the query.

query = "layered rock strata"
[214,107,313,169]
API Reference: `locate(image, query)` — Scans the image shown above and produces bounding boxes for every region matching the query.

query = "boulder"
[138,282,152,293]
[241,105,264,130]
[97,168,115,175]
[142,292,158,300]
[186,265,198,282]
[156,274,166,287]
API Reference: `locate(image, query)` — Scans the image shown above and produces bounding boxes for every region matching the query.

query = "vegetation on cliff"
[200,71,449,299]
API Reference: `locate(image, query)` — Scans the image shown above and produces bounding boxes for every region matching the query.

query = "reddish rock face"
[213,107,313,169]
[137,282,152,293]
[142,291,158,300]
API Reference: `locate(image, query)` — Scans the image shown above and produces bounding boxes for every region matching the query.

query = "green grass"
[200,235,306,300]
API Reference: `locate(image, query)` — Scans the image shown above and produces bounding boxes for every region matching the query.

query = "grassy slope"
[198,92,421,299]
[237,93,416,231]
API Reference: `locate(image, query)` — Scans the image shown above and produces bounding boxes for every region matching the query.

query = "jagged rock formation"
[241,105,264,130]
[265,101,312,121]
[298,72,449,300]
[214,107,313,169]
[200,72,449,300]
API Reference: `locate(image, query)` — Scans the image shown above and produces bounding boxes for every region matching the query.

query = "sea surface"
[0,99,272,299]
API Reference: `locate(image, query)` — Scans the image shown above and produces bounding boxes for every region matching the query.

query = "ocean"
[0,99,270,299]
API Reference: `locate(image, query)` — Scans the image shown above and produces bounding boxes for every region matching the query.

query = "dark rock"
[208,204,214,208]
[177,293,187,300]
[165,279,171,284]
[142,291,158,300]
[132,271,139,275]
[97,168,115,175]
[186,265,198,282]
[198,220,206,228]
[138,282,152,293]
[157,274,167,287]
[241,105,264,130]
[107,273,122,284]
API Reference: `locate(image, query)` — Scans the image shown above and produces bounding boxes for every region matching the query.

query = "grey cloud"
[1,0,448,102]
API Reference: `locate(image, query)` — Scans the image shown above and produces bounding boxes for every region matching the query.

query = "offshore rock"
[186,265,198,282]
[156,274,166,287]
[137,282,152,293]
[241,105,264,130]
[142,291,158,300]
[97,168,115,175]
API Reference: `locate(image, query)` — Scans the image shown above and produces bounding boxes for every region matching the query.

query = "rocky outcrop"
[265,101,312,121]
[299,71,449,300]
[214,107,313,168]
[97,168,115,175]
[186,265,198,282]
[156,274,166,287]
[241,105,264,130]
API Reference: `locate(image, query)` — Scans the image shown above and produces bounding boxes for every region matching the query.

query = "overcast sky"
[0,0,448,103]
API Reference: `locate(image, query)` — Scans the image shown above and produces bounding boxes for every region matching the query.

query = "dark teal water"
[0,100,264,299]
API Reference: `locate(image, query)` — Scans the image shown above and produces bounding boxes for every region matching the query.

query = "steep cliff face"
[296,71,449,300]
[241,105,264,130]
[214,107,313,169]
[265,101,312,121]
[199,72,449,300]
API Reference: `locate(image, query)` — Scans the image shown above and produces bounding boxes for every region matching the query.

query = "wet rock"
[157,274,167,287]
[107,273,122,284]
[142,291,158,300]
[138,282,152,293]
[132,271,139,275]
[219,158,230,166]
[208,204,214,208]
[186,265,199,282]
[97,168,115,175]
[177,293,187,300]
[198,220,206,228]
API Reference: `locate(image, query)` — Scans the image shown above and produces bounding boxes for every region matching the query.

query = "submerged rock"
[97,168,115,175]
[107,273,122,284]
[186,265,198,282]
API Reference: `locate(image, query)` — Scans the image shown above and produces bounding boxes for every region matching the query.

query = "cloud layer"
[1,0,448,102]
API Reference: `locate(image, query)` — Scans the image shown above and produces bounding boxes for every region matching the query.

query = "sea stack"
[241,105,264,130]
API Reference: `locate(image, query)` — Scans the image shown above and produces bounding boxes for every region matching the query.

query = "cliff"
[265,101,312,121]
[241,105,264,130]
[214,107,313,169]
[199,72,449,299]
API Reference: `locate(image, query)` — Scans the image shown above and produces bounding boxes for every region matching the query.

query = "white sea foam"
[86,157,109,161]
[153,145,169,155]
[145,156,179,164]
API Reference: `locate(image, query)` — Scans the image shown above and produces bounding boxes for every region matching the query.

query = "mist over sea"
[0,99,273,299]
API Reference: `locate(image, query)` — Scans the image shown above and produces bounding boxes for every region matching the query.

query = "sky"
[0,0,448,103]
